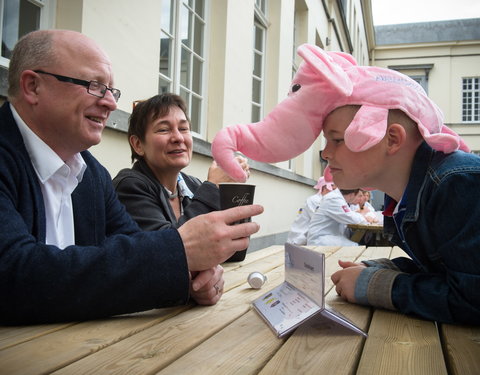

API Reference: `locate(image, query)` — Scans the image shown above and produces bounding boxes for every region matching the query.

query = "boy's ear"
[385,123,407,154]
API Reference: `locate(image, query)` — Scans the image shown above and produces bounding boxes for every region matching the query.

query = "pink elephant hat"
[211,44,469,182]
[314,176,334,192]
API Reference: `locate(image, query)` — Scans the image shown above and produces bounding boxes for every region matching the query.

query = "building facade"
[0,0,373,249]
[373,18,480,153]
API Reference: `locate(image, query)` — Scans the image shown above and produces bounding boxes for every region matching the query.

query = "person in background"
[347,189,363,211]
[357,190,375,215]
[113,94,249,231]
[0,29,262,325]
[356,190,380,225]
[287,176,335,245]
[306,188,371,246]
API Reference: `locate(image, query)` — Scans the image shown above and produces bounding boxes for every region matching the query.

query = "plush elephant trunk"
[211,98,320,182]
[211,44,353,182]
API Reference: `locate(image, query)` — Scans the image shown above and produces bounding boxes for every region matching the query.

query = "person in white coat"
[287,176,335,245]
[357,190,382,224]
[306,188,369,246]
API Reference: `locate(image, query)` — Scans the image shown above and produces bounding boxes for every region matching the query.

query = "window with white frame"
[288,3,302,171]
[252,1,267,123]
[159,0,206,134]
[462,77,479,123]
[292,10,298,80]
[0,0,55,68]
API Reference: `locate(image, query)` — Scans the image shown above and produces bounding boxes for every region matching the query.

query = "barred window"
[160,0,206,134]
[462,77,479,123]
[252,1,267,123]
[0,0,54,67]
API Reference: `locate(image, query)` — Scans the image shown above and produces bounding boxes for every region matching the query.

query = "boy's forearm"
[354,266,404,310]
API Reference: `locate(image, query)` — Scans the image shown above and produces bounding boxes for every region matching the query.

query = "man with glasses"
[0,29,263,324]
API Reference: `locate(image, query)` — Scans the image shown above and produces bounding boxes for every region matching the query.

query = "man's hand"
[330,260,366,302]
[178,204,263,271]
[190,265,225,305]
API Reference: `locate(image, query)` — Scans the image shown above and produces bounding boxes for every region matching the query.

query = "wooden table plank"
[157,310,285,375]
[258,291,371,375]
[440,324,480,375]
[0,307,188,375]
[390,246,409,258]
[356,245,448,375]
[50,254,286,374]
[221,245,284,272]
[0,323,76,351]
[356,310,448,375]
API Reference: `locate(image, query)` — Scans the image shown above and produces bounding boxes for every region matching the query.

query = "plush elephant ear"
[327,50,358,69]
[297,44,353,96]
[345,106,389,152]
[417,123,470,153]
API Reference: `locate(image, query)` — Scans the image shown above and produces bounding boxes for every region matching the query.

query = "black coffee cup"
[219,183,256,262]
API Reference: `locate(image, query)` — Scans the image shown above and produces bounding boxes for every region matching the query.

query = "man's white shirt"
[11,104,86,249]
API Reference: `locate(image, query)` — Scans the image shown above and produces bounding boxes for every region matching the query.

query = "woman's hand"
[207,156,250,185]
[190,265,225,305]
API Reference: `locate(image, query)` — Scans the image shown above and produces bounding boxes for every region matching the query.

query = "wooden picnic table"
[347,223,392,246]
[1,245,479,374]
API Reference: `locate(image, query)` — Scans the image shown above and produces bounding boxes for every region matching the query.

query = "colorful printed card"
[252,243,367,338]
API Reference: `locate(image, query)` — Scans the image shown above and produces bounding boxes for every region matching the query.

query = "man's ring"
[214,284,220,295]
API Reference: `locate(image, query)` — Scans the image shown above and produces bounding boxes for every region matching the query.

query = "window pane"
[159,76,171,94]
[2,0,40,59]
[158,0,207,135]
[180,88,190,114]
[462,78,480,122]
[180,47,191,88]
[19,0,40,38]
[252,104,260,122]
[193,15,204,55]
[180,4,191,48]
[252,78,261,104]
[190,95,201,133]
[161,0,173,33]
[253,52,262,77]
[254,24,263,51]
[160,32,172,78]
[195,0,204,18]
[192,56,202,94]
[256,0,265,14]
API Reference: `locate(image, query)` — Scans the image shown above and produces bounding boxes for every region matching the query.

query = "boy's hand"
[331,260,366,302]
[338,260,365,269]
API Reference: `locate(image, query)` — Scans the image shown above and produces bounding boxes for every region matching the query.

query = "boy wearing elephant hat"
[212,44,480,325]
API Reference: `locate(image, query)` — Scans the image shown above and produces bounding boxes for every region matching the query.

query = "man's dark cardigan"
[0,102,189,324]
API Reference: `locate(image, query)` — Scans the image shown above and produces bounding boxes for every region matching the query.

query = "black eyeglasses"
[34,70,121,102]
